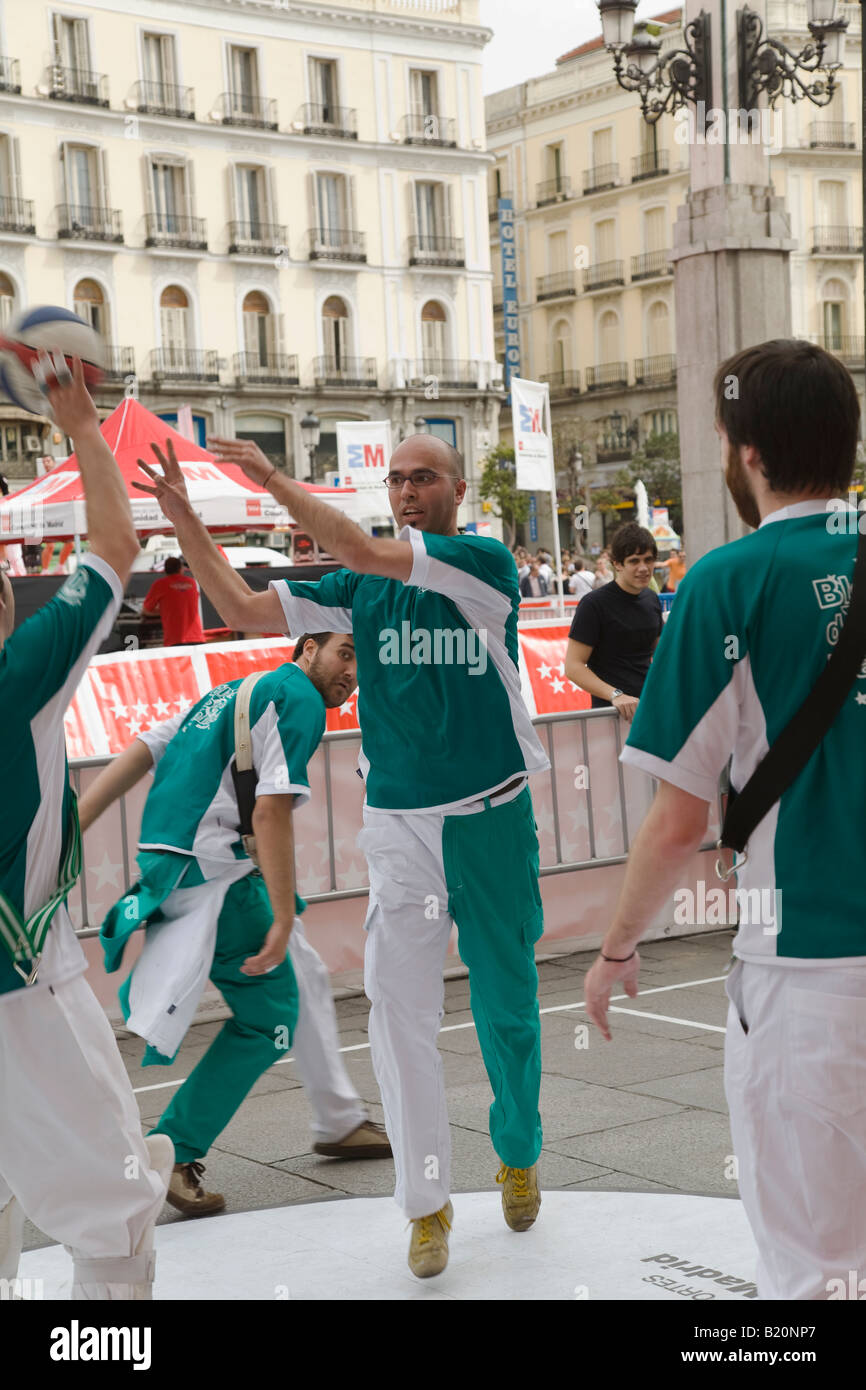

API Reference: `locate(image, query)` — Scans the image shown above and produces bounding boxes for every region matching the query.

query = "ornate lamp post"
[300,411,320,483]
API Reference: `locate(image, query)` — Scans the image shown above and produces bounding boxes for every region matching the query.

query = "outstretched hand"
[33,353,100,439]
[207,435,274,487]
[133,438,192,524]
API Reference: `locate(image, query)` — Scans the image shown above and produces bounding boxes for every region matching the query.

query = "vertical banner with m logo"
[336,419,393,520]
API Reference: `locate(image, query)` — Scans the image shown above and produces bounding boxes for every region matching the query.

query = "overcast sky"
[480,0,664,95]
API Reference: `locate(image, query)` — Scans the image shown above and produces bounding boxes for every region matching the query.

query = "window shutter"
[10,137,23,199]
[308,170,319,235]
[97,147,109,210]
[346,174,357,232]
[265,165,277,224]
[443,182,453,239]
[184,158,196,219]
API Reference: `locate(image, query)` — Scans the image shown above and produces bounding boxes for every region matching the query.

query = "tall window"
[414,181,449,246]
[235,166,268,232]
[243,291,274,364]
[822,278,848,346]
[592,127,613,167]
[551,320,571,378]
[73,279,108,338]
[643,207,668,251]
[647,301,671,357]
[410,69,438,117]
[819,180,847,226]
[316,173,347,235]
[0,134,21,202]
[322,296,349,366]
[548,230,567,273]
[594,218,616,262]
[310,58,338,120]
[544,143,563,188]
[421,301,447,366]
[0,272,14,329]
[599,310,620,364]
[229,46,259,115]
[160,285,189,362]
[150,159,188,232]
[52,13,91,72]
[142,33,176,95]
[63,144,101,212]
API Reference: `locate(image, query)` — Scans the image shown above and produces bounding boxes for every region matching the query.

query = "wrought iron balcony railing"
[148,348,220,383]
[408,234,465,266]
[100,347,136,381]
[809,121,856,149]
[296,103,357,138]
[536,272,577,302]
[540,370,581,397]
[131,80,195,119]
[234,352,300,385]
[47,64,108,107]
[535,176,572,207]
[0,56,20,93]
[401,113,457,146]
[57,204,123,243]
[631,149,670,181]
[583,163,620,194]
[630,249,674,281]
[313,356,377,388]
[586,362,629,391]
[227,221,288,256]
[811,225,863,254]
[145,213,208,250]
[308,226,367,262]
[216,92,278,130]
[634,354,677,386]
[417,358,480,389]
[0,195,35,234]
[817,335,864,362]
[583,259,625,291]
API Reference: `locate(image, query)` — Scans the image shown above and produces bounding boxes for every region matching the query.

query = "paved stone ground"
[22,928,737,1250]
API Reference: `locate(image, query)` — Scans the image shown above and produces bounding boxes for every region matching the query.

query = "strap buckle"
[715,840,747,883]
[12,956,42,987]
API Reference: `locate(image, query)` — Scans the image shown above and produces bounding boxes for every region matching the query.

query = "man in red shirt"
[142,556,205,646]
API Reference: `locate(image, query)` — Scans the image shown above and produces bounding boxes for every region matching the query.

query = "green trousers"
[148,874,298,1164]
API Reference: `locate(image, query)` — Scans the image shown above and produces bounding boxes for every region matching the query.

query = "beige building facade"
[0,0,502,533]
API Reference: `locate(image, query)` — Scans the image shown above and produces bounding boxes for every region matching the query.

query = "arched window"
[0,272,14,330]
[821,277,848,348]
[73,279,108,339]
[242,290,274,365]
[551,319,571,379]
[646,301,671,358]
[421,300,447,368]
[322,295,349,367]
[160,285,189,362]
[599,310,619,365]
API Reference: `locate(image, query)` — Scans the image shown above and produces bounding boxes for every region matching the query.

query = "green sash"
[0,795,82,986]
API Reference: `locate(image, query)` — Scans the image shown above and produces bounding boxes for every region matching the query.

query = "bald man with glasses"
[132,431,550,1280]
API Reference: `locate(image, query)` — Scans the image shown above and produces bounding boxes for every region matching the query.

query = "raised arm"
[78,738,154,832]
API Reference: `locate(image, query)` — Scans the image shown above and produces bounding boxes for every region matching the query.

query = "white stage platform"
[19,1191,760,1301]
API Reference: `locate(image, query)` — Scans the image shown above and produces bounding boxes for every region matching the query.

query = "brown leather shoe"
[165,1161,225,1217]
[312,1120,393,1160]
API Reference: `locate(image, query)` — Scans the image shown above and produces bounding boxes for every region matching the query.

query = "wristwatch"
[610,688,624,699]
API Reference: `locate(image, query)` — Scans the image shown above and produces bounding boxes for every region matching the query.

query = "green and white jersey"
[0,556,122,1000]
[270,525,549,812]
[137,662,325,868]
[622,500,866,965]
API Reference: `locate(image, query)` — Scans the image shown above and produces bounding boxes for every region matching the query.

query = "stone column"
[672,0,797,559]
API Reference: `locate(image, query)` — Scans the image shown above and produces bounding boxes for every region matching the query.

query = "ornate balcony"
[408,234,465,267]
[630,250,674,281]
[130,80,195,119]
[100,347,136,382]
[586,362,628,392]
[0,195,35,234]
[536,272,577,302]
[145,213,208,250]
[215,92,278,131]
[57,204,123,243]
[308,227,367,262]
[234,353,300,386]
[634,354,677,386]
[535,176,572,208]
[811,225,863,254]
[148,349,219,384]
[227,221,288,256]
[809,121,856,148]
[0,56,20,93]
[415,358,480,389]
[540,370,581,397]
[313,356,377,388]
[400,113,457,147]
[47,64,108,107]
[631,150,670,181]
[295,103,357,139]
[817,335,864,364]
[583,259,625,292]
[583,163,619,194]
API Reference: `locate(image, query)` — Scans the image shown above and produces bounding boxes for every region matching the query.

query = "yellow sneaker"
[496,1164,541,1231]
[407,1200,453,1279]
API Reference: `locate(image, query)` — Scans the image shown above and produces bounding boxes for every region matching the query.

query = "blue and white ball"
[0,305,105,415]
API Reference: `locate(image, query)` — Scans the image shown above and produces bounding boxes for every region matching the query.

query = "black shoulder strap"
[231,760,258,840]
[720,519,866,854]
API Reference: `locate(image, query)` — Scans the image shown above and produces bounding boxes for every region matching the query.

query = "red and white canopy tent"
[0,396,361,544]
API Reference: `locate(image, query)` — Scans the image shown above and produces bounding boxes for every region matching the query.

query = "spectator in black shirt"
[564,523,662,722]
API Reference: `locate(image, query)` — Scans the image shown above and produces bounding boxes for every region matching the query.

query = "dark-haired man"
[565,523,663,722]
[143,554,205,647]
[132,430,550,1279]
[78,630,391,1218]
[584,338,866,1299]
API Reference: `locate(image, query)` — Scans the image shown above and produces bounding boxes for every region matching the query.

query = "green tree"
[477,444,530,548]
[626,432,683,535]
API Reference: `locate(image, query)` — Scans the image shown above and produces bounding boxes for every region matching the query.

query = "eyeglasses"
[383,471,447,491]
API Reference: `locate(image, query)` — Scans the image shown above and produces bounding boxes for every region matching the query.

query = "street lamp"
[597,0,713,123]
[300,411,320,483]
[414,416,429,433]
[737,0,847,108]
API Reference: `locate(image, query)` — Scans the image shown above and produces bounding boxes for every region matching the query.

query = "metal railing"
[817,334,864,362]
[401,112,457,146]
[227,220,288,255]
[131,80,195,118]
[57,203,123,242]
[416,358,479,388]
[631,149,670,181]
[631,249,673,281]
[583,163,619,194]
[148,348,220,383]
[216,92,278,130]
[297,103,357,138]
[234,352,300,385]
[48,64,108,106]
[536,175,572,206]
[308,226,367,261]
[540,370,581,396]
[0,55,20,92]
[0,194,35,233]
[536,271,577,301]
[583,258,625,291]
[68,708,724,930]
[313,355,377,387]
[811,225,863,254]
[809,121,856,148]
[100,347,136,381]
[586,361,629,391]
[145,213,208,250]
[634,354,677,385]
[408,233,465,266]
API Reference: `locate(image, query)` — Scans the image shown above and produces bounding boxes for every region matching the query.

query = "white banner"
[511,377,553,491]
[335,419,393,519]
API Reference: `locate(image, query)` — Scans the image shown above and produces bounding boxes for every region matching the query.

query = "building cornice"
[173,0,492,49]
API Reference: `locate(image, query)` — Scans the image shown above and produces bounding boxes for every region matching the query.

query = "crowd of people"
[512,541,687,598]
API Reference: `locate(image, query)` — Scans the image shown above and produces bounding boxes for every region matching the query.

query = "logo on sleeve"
[57,569,91,608]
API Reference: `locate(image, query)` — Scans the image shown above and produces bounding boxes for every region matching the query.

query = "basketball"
[0,305,106,415]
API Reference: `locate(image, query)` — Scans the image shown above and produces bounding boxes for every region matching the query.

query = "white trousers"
[0,974,168,1297]
[724,958,866,1299]
[288,918,368,1142]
